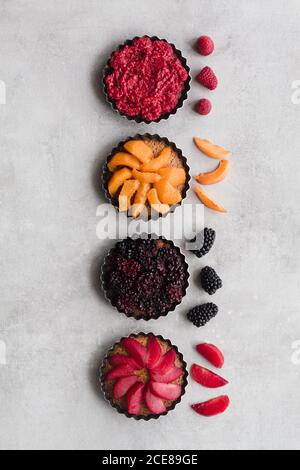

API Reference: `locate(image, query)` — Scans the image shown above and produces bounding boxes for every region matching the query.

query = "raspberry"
[201,266,222,295]
[196,66,218,91]
[197,36,215,56]
[196,99,212,115]
[187,303,218,327]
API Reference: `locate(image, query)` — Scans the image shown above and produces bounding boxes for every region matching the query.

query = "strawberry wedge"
[113,376,139,400]
[127,383,145,415]
[106,364,135,381]
[191,364,228,388]
[196,343,224,369]
[146,336,162,369]
[152,349,176,374]
[144,386,166,414]
[109,354,140,370]
[150,382,182,401]
[121,338,148,367]
[192,396,230,417]
[151,367,183,384]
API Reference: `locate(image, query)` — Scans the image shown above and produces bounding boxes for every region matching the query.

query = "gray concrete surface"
[0,0,300,450]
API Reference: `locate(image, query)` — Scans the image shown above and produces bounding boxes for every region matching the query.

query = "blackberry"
[200,266,222,295]
[187,303,218,327]
[189,228,216,258]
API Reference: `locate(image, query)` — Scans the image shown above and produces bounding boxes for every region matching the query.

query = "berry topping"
[146,336,163,369]
[196,66,218,91]
[189,228,216,258]
[127,382,145,415]
[150,382,182,401]
[187,303,218,327]
[191,364,228,388]
[151,367,183,384]
[106,364,135,381]
[144,386,167,414]
[109,354,140,370]
[200,266,223,295]
[121,338,148,367]
[113,376,140,400]
[197,36,215,56]
[196,99,212,115]
[196,343,224,369]
[152,349,176,375]
[191,395,230,417]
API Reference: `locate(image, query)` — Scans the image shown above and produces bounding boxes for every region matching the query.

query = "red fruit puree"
[105,37,189,121]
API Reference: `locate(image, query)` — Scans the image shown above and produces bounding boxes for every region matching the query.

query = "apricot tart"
[103,36,191,123]
[103,135,190,219]
[101,236,189,320]
[100,333,188,420]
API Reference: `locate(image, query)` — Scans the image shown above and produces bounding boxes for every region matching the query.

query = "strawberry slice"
[191,364,228,388]
[106,364,135,381]
[113,376,139,400]
[127,382,145,415]
[152,348,176,374]
[196,343,224,369]
[121,338,147,367]
[191,395,230,417]
[151,367,183,384]
[144,386,167,414]
[109,354,140,370]
[150,382,182,401]
[146,336,162,369]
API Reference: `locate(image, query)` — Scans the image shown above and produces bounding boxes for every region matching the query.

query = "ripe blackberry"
[115,258,140,278]
[187,303,218,327]
[189,228,216,258]
[201,266,222,295]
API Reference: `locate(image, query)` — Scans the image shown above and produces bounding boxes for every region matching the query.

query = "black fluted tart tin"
[100,332,189,420]
[101,235,190,321]
[102,133,191,221]
[103,36,191,124]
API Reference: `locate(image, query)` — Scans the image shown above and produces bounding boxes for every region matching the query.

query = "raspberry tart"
[101,236,189,320]
[103,36,191,123]
[100,333,188,420]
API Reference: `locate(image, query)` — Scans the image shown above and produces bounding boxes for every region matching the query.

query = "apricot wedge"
[158,167,186,186]
[108,167,132,196]
[108,152,141,172]
[194,186,227,213]
[118,180,140,212]
[194,137,231,160]
[195,160,230,185]
[131,182,151,219]
[124,140,153,163]
[147,188,170,215]
[132,169,161,184]
[140,147,172,172]
[154,180,182,205]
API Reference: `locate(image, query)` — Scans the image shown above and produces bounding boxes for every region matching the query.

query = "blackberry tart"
[100,333,188,420]
[101,236,189,320]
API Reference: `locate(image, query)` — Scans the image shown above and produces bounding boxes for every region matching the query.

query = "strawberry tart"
[100,333,188,420]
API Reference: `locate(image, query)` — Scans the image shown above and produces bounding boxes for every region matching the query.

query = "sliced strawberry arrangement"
[196,343,224,369]
[191,395,230,417]
[127,382,145,415]
[113,376,139,400]
[152,348,176,374]
[121,338,148,367]
[191,364,228,388]
[109,354,140,370]
[146,336,162,369]
[144,385,167,414]
[150,382,182,401]
[106,364,135,381]
[151,366,183,384]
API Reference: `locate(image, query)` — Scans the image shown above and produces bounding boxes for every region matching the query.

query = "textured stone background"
[0,0,299,450]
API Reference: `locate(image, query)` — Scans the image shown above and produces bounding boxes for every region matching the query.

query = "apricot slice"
[154,180,182,205]
[108,152,141,172]
[118,180,140,212]
[124,140,153,163]
[195,160,230,185]
[194,186,227,213]
[158,168,186,186]
[132,169,161,184]
[194,137,231,160]
[147,188,170,215]
[131,182,151,219]
[140,147,172,172]
[108,167,132,196]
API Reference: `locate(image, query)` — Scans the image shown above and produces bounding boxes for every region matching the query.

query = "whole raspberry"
[196,67,218,91]
[196,99,212,115]
[197,36,215,56]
